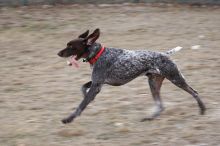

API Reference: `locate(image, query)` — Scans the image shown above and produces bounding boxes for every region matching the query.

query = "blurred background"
[0,0,220,6]
[0,0,220,146]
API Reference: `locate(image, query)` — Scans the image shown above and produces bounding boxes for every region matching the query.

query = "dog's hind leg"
[62,83,102,124]
[182,85,206,115]
[141,74,165,122]
[164,65,206,115]
[81,81,92,98]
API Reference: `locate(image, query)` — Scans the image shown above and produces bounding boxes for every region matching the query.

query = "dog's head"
[57,28,100,60]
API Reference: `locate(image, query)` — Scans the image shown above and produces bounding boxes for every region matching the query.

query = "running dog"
[57,28,206,124]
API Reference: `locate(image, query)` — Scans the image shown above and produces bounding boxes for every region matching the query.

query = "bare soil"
[0,4,220,146]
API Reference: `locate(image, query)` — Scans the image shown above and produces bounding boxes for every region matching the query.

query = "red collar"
[89,46,105,64]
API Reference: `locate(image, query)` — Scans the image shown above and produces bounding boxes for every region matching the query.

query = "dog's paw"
[62,117,73,124]
[200,107,206,115]
[199,103,206,115]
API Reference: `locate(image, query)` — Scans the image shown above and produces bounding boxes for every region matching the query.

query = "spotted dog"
[58,28,206,124]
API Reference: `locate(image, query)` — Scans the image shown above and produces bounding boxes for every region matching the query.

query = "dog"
[58,28,206,124]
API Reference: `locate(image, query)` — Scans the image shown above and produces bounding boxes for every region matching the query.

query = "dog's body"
[91,45,179,86]
[58,29,206,124]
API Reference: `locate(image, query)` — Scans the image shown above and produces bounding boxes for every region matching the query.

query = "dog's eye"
[67,44,72,49]
[67,43,72,47]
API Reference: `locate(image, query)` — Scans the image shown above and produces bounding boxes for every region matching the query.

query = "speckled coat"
[91,43,181,86]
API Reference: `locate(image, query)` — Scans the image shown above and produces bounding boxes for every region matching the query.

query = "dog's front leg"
[62,83,102,124]
[81,81,92,98]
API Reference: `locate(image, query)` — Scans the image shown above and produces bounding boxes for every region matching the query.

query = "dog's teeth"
[66,60,72,66]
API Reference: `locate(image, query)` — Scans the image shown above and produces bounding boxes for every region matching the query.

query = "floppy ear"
[78,30,89,38]
[85,28,100,45]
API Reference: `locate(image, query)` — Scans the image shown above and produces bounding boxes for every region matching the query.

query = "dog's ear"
[78,30,89,38]
[85,28,100,45]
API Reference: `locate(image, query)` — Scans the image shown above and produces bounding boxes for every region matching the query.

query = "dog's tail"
[165,46,183,55]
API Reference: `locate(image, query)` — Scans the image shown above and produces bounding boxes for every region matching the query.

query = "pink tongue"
[70,56,79,68]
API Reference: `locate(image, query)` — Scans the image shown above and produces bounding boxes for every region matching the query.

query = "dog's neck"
[83,43,105,64]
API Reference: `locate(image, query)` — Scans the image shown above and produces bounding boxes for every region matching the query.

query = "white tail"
[166,46,183,55]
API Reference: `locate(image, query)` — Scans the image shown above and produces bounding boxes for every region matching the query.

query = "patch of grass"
[117,127,130,133]
[57,129,85,137]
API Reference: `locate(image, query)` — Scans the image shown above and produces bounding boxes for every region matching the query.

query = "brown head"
[57,28,100,60]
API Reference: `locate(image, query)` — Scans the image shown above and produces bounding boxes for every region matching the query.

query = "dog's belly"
[104,67,157,86]
[105,62,150,86]
[104,77,136,86]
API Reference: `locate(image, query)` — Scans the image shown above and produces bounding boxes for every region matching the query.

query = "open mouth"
[66,55,79,68]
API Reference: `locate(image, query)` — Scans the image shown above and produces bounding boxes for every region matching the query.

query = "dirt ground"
[0,4,220,146]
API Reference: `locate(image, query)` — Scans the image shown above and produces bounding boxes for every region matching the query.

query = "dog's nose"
[57,51,63,57]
